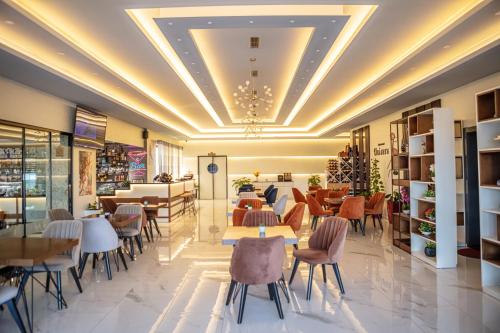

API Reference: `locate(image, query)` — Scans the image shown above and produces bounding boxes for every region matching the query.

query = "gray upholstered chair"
[289,217,348,300]
[48,208,74,221]
[0,286,26,332]
[115,204,144,257]
[225,236,286,323]
[273,194,288,222]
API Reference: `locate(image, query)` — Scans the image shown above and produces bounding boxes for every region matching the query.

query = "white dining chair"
[273,194,288,222]
[0,286,27,332]
[79,217,128,280]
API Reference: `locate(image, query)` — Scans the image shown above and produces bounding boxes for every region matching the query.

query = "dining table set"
[0,201,166,333]
[221,186,350,324]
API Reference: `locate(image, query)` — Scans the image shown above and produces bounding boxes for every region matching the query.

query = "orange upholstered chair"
[242,210,278,227]
[289,217,348,300]
[308,185,322,191]
[237,199,263,209]
[232,208,248,226]
[364,192,385,231]
[338,196,366,235]
[306,194,333,231]
[315,189,331,209]
[292,188,307,204]
[282,203,305,235]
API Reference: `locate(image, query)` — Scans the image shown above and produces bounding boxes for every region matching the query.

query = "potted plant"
[429,164,435,182]
[418,222,434,236]
[385,191,401,224]
[369,158,385,195]
[308,174,321,188]
[424,241,436,257]
[423,189,435,200]
[232,177,252,193]
[424,207,436,221]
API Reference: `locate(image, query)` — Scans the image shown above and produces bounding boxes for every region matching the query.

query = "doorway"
[198,155,227,199]
[463,127,480,249]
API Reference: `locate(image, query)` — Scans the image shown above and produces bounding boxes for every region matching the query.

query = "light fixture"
[56,51,65,56]
[4,20,14,25]
[443,44,451,49]
[289,19,295,23]
[233,58,274,137]
[207,21,213,25]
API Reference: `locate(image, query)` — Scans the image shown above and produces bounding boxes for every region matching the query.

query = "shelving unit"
[390,118,411,253]
[96,143,130,196]
[409,108,457,268]
[326,157,353,190]
[476,87,500,300]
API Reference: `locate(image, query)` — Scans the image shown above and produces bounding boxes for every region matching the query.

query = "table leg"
[148,218,155,241]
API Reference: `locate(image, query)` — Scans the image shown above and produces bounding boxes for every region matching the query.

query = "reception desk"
[102,180,195,222]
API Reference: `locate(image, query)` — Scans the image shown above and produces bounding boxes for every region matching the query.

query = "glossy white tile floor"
[1,199,499,333]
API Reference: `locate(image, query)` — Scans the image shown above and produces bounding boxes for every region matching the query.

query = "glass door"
[24,129,50,222]
[51,133,72,211]
[0,124,23,227]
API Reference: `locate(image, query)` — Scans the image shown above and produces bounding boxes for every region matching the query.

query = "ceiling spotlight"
[249,20,254,24]
[289,19,295,23]
[310,60,314,63]
[56,51,65,56]
[207,21,213,25]
[167,22,173,26]
[495,11,500,16]
[331,19,336,23]
[177,38,182,42]
[92,72,99,76]
[322,36,327,40]
[196,71,200,74]
[191,62,196,65]
[316,49,320,52]
[443,44,451,49]
[184,51,189,55]
[4,20,14,25]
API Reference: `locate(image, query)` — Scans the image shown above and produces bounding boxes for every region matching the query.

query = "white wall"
[183,138,348,197]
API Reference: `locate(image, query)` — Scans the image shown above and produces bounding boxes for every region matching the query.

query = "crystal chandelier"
[233,58,273,137]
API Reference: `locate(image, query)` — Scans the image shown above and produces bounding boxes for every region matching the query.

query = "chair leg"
[129,237,136,260]
[55,271,63,310]
[352,219,358,232]
[79,252,89,278]
[378,215,384,231]
[232,283,241,304]
[267,284,274,301]
[306,264,315,301]
[6,299,27,333]
[143,226,151,242]
[321,264,327,283]
[153,217,162,237]
[69,267,83,293]
[45,272,51,292]
[289,258,300,284]
[225,280,236,306]
[103,252,112,280]
[277,215,281,223]
[112,250,119,271]
[271,282,284,319]
[92,253,98,269]
[293,244,298,250]
[332,263,345,294]
[135,235,143,254]
[278,273,290,303]
[237,284,248,324]
[117,247,128,270]
[359,219,366,236]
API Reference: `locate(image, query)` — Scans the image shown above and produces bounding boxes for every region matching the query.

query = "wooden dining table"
[0,237,79,332]
[82,213,141,228]
[221,225,298,245]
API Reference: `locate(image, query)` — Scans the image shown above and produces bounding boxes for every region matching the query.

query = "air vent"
[250,37,260,48]
[251,70,258,77]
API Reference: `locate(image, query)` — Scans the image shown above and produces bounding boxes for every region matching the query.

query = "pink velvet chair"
[237,198,263,209]
[306,194,334,231]
[364,192,385,231]
[226,236,286,323]
[289,217,348,300]
[242,210,278,227]
[338,196,366,235]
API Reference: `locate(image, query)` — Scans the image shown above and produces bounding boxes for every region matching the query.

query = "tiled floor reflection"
[0,200,499,332]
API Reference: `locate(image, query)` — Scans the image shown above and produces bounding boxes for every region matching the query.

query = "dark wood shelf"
[477,89,499,121]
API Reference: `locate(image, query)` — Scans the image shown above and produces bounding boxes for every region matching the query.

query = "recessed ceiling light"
[249,20,254,24]
[184,51,189,55]
[92,72,99,76]
[167,22,173,26]
[495,11,500,16]
[289,19,295,23]
[56,51,65,56]
[4,20,14,25]
[410,66,416,71]
[305,69,309,72]
[310,60,314,63]
[196,71,200,74]
[207,21,213,25]
[443,44,451,49]
[301,77,305,80]
[316,49,320,52]
[322,36,327,40]
[331,19,336,23]
[191,62,196,65]
[177,38,182,42]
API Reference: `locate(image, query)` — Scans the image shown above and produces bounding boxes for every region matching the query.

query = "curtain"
[154,141,183,179]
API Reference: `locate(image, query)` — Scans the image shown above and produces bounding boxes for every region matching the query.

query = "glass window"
[154,141,183,180]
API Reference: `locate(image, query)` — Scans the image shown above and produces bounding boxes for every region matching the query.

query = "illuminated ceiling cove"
[0,0,499,139]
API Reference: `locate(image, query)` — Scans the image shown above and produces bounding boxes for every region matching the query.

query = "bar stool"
[181,190,196,216]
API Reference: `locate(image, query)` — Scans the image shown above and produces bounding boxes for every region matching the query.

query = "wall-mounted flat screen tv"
[73,106,107,149]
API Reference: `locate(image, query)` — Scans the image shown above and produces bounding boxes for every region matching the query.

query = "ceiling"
[0,0,499,140]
